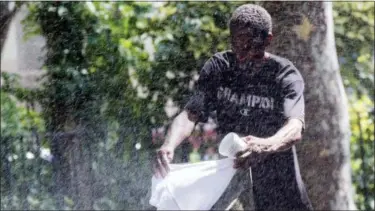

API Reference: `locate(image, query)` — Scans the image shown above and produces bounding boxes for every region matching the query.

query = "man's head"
[229,4,273,62]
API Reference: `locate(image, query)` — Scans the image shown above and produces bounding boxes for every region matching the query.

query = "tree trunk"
[0,2,17,54]
[262,2,356,210]
[51,132,74,208]
[70,130,94,210]
[51,129,95,210]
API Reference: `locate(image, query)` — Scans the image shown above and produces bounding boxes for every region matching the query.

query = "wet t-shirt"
[185,51,312,210]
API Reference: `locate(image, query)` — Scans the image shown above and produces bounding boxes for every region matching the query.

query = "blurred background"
[0,2,373,210]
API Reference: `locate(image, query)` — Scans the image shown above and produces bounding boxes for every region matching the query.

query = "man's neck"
[238,51,269,64]
[237,52,270,72]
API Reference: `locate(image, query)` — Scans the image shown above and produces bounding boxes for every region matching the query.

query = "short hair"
[229,4,272,37]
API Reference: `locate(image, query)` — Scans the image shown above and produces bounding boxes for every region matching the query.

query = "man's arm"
[265,118,303,151]
[260,66,305,152]
[154,56,217,176]
[244,118,303,153]
[162,110,197,150]
[153,110,197,178]
[234,118,303,169]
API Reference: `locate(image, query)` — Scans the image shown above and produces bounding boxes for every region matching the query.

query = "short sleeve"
[280,67,305,127]
[184,59,218,123]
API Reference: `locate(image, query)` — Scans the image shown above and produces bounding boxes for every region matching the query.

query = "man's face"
[230,27,271,62]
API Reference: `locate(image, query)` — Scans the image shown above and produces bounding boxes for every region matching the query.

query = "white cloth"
[149,158,237,210]
[150,132,246,210]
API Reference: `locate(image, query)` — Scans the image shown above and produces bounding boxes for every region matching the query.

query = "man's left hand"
[233,136,274,170]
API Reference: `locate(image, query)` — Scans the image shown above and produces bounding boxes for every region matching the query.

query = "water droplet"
[135,143,142,150]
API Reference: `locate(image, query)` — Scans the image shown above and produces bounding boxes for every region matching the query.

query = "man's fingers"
[240,151,252,158]
[153,149,174,179]
[160,153,170,173]
[152,151,163,178]
[242,136,253,143]
[156,156,168,178]
[157,151,170,175]
[152,162,161,179]
[235,149,248,158]
[157,150,164,158]
[235,148,252,159]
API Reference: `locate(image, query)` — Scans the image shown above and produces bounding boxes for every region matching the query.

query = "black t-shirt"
[185,51,312,209]
[185,51,304,135]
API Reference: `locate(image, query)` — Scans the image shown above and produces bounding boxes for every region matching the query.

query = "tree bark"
[70,130,94,210]
[262,2,356,210]
[51,132,74,208]
[0,2,17,54]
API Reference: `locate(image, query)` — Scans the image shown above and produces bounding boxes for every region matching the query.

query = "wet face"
[230,26,272,62]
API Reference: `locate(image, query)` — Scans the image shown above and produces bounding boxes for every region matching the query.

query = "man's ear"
[264,33,273,46]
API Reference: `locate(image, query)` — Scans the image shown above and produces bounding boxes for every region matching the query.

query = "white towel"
[149,158,237,210]
[149,133,245,210]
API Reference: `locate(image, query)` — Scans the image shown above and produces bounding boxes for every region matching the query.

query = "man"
[152,4,313,210]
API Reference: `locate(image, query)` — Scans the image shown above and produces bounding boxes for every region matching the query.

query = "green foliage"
[349,95,375,210]
[143,2,243,112]
[333,2,374,98]
[1,88,54,210]
[23,2,102,131]
[334,2,374,210]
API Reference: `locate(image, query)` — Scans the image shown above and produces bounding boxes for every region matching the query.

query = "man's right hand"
[152,145,174,179]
